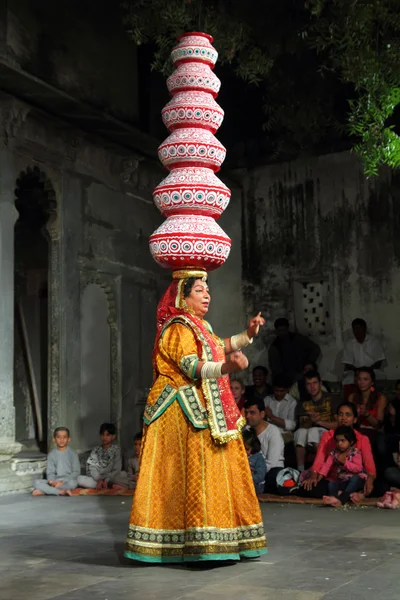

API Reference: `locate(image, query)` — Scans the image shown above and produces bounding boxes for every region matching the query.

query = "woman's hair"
[395,379,400,389]
[242,429,261,454]
[355,366,377,409]
[334,425,357,445]
[183,277,208,298]
[134,432,142,442]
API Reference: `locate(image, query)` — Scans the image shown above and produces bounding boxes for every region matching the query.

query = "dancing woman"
[125,271,267,563]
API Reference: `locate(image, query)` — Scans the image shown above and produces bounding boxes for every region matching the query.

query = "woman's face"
[337,405,356,427]
[185,279,210,318]
[231,381,244,401]
[356,371,373,392]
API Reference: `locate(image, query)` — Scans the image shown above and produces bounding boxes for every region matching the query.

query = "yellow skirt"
[125,400,267,563]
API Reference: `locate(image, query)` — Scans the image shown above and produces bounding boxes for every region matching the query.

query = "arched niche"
[80,280,116,449]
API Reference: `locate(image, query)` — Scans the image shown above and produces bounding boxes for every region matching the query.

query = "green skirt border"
[124,548,267,564]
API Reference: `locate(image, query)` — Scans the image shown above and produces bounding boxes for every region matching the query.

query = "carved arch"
[80,273,120,430]
[14,165,61,447]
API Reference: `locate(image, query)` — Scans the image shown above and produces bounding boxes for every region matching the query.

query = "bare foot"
[32,490,45,496]
[112,484,126,491]
[58,490,67,496]
[350,492,365,504]
[323,495,341,508]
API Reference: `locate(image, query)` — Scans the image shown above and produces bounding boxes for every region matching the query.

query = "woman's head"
[334,425,357,451]
[337,402,358,427]
[183,278,210,318]
[355,366,375,392]
[242,429,261,456]
[231,378,245,402]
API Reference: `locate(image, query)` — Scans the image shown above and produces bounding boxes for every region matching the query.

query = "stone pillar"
[0,148,46,493]
[0,148,20,461]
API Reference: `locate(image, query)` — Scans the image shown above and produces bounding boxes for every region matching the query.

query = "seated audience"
[244,399,285,474]
[289,362,330,402]
[231,377,247,413]
[342,318,385,398]
[268,317,321,382]
[377,380,400,489]
[320,425,367,507]
[264,374,297,441]
[348,367,387,441]
[299,402,376,499]
[242,429,267,495]
[77,422,123,490]
[294,370,337,471]
[245,366,272,403]
[32,427,80,496]
[113,431,142,490]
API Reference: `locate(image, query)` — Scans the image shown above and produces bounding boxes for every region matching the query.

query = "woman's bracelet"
[230,330,253,351]
[201,361,224,379]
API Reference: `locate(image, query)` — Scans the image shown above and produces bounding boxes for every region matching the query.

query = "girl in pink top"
[321,425,367,508]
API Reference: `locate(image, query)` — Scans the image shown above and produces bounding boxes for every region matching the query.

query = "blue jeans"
[328,475,365,504]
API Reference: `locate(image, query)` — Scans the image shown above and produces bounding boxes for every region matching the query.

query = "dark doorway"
[14,167,55,453]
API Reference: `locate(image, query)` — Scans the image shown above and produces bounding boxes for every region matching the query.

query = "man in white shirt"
[244,399,285,473]
[342,318,386,396]
[263,374,297,442]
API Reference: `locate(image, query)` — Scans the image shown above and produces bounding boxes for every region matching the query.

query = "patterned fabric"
[126,400,267,562]
[320,446,367,482]
[301,394,334,423]
[86,444,120,475]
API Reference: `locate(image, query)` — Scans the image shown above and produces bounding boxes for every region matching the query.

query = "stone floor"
[1,494,399,600]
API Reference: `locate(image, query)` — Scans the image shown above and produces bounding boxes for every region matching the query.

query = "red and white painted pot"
[158,128,226,171]
[167,62,221,98]
[149,214,231,271]
[150,32,232,273]
[162,91,224,134]
[153,167,231,218]
[171,32,218,68]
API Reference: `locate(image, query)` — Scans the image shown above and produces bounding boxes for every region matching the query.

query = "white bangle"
[201,361,224,379]
[230,330,253,351]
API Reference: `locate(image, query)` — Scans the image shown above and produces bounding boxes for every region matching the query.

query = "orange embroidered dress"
[125,279,267,563]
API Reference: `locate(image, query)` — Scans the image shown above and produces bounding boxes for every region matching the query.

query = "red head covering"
[153,271,207,362]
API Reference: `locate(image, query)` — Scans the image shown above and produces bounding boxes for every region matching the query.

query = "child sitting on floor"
[77,423,123,490]
[32,427,80,496]
[243,429,267,495]
[113,431,142,490]
[320,425,367,507]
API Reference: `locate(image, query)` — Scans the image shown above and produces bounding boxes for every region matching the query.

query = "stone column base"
[0,454,47,495]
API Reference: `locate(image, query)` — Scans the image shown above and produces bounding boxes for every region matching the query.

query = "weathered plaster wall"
[0,91,169,458]
[241,151,400,382]
[207,176,245,338]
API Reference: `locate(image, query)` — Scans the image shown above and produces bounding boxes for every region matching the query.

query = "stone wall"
[3,0,139,123]
[0,92,169,463]
[240,151,400,383]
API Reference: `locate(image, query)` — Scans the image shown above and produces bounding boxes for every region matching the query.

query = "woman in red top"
[348,367,387,441]
[299,402,376,499]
